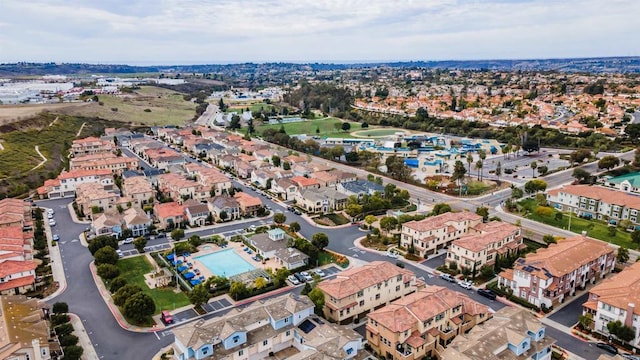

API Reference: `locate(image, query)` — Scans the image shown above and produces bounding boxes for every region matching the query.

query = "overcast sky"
[1,0,637,65]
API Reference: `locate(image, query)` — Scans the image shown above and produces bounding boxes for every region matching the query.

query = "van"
[440,273,456,283]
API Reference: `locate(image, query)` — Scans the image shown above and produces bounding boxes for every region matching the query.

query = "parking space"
[170,308,199,324]
[143,243,171,252]
[202,298,232,313]
[320,265,342,277]
[421,252,446,269]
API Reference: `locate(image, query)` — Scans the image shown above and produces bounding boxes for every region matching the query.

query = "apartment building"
[401,212,483,257]
[36,168,114,199]
[547,184,640,228]
[0,295,58,360]
[603,172,640,195]
[74,182,121,215]
[171,293,363,360]
[317,261,424,324]
[157,173,208,202]
[441,307,556,360]
[446,221,524,271]
[69,152,138,174]
[583,261,640,347]
[366,286,492,360]
[498,234,615,308]
[70,136,114,156]
[122,176,155,207]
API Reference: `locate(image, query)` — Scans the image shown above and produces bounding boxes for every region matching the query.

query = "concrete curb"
[68,313,100,360]
[43,219,68,302]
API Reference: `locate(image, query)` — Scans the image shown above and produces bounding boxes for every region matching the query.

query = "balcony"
[396,345,413,358]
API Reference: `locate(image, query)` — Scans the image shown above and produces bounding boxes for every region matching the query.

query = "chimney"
[626,303,635,328]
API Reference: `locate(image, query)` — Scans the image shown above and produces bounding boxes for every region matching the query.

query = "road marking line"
[154,332,160,340]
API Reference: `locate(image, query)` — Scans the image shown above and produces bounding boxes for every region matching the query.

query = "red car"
[161,310,174,325]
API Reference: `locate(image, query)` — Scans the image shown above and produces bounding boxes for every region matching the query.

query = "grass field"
[57,86,196,126]
[0,102,92,125]
[256,117,362,137]
[116,256,190,314]
[227,102,277,114]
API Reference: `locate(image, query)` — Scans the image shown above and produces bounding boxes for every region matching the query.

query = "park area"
[256,117,364,137]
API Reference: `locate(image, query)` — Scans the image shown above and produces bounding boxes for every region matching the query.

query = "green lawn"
[256,117,361,136]
[518,199,635,249]
[116,256,190,314]
[227,102,276,114]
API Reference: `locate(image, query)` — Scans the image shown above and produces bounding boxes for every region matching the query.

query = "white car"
[300,271,313,282]
[48,219,56,227]
[458,280,473,290]
[287,275,300,285]
[386,251,398,258]
[116,249,124,258]
[47,208,54,215]
[122,237,135,244]
[314,268,326,277]
[47,213,54,219]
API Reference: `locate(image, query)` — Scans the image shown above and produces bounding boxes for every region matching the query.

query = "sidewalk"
[69,313,100,360]
[43,221,68,302]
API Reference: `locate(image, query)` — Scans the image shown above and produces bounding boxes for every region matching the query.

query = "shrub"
[51,313,70,326]
[52,302,69,314]
[534,206,554,217]
[109,276,128,293]
[97,264,120,280]
[54,323,74,337]
[62,345,83,360]
[59,334,79,347]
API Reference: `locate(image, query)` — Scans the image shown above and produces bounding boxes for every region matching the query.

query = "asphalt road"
[549,293,589,327]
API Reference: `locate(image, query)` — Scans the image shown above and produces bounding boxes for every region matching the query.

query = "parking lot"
[201,297,233,313]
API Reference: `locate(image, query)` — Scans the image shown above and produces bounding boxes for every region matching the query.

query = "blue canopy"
[177,265,188,272]
[184,272,195,279]
[166,254,175,260]
[190,279,202,286]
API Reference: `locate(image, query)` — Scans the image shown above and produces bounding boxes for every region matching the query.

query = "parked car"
[116,249,123,258]
[385,251,398,258]
[294,273,306,283]
[47,213,54,219]
[596,343,618,355]
[314,268,326,277]
[294,210,302,215]
[287,275,300,285]
[52,234,60,241]
[161,310,174,325]
[440,273,456,283]
[48,219,56,227]
[123,237,135,244]
[458,280,473,290]
[300,271,313,282]
[47,208,54,215]
[477,288,497,300]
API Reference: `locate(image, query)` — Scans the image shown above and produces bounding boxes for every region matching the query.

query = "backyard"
[115,256,190,314]
[517,198,635,249]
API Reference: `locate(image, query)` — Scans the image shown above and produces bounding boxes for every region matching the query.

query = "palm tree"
[503,143,512,159]
[466,152,474,180]
[531,161,537,178]
[478,150,487,181]
[495,161,502,183]
[475,160,483,181]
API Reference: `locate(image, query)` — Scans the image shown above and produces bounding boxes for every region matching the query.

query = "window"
[239,350,244,356]
[284,318,289,323]
[203,349,209,355]
[286,330,291,336]
[233,336,240,343]
[375,294,380,300]
[263,340,268,346]
[357,290,364,297]
[359,300,365,306]
[396,285,401,291]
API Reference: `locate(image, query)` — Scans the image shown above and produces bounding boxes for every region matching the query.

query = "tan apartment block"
[401,212,483,257]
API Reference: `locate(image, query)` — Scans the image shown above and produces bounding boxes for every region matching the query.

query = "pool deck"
[180,241,279,281]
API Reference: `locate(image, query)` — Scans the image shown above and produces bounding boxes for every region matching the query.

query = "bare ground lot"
[0,103,92,125]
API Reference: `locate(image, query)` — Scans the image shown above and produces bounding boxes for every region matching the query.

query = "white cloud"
[0,0,637,63]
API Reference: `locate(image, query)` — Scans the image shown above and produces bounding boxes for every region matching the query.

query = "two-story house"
[401,212,483,257]
[498,233,616,308]
[294,188,348,214]
[317,261,425,324]
[366,286,492,360]
[208,196,240,222]
[441,307,556,360]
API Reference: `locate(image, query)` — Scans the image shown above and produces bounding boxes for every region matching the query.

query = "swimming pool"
[194,249,256,277]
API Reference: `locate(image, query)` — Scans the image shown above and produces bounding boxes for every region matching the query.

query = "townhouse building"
[145,148,185,170]
[233,192,262,217]
[547,185,640,228]
[498,234,615,308]
[0,295,58,360]
[272,178,298,200]
[122,176,155,208]
[446,221,524,271]
[401,212,483,257]
[36,168,114,199]
[69,153,138,174]
[154,202,185,230]
[583,261,640,348]
[172,293,363,360]
[183,200,210,227]
[337,179,384,198]
[317,261,424,324]
[290,176,320,191]
[0,225,36,295]
[293,188,348,214]
[157,173,209,203]
[441,307,556,360]
[196,168,233,197]
[70,136,114,156]
[366,286,492,360]
[74,183,121,215]
[208,196,241,222]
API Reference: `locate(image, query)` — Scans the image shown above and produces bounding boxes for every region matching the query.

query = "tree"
[271,155,281,167]
[530,161,537,178]
[188,235,202,248]
[608,226,617,237]
[254,277,268,289]
[570,149,592,164]
[97,264,120,280]
[543,234,557,244]
[219,210,229,221]
[451,160,467,183]
[632,230,640,244]
[475,160,483,181]
[511,187,524,199]
[475,207,489,222]
[480,265,494,278]
[123,292,156,323]
[62,345,84,360]
[432,203,452,215]
[289,222,301,233]
[88,235,119,255]
[537,165,548,176]
[55,323,74,336]
[572,168,591,183]
[598,155,620,170]
[133,236,147,253]
[345,204,363,219]
[626,123,640,141]
[228,114,241,129]
[364,215,377,226]
[59,334,79,347]
[495,161,502,182]
[466,152,474,179]
[385,156,411,181]
[274,212,287,225]
[607,320,636,343]
[617,247,630,264]
[94,246,118,265]
[554,212,564,223]
[578,313,593,330]
[341,122,351,132]
[113,285,143,306]
[170,228,185,241]
[379,216,398,234]
[229,281,248,300]
[52,302,69,314]
[308,287,325,315]
[189,284,210,308]
[109,276,128,293]
[524,179,547,194]
[311,233,329,250]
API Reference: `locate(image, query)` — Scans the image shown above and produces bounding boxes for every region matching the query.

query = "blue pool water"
[194,249,256,277]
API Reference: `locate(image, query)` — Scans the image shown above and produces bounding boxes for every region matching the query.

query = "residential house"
[311,171,338,187]
[337,179,384,198]
[329,170,358,184]
[446,221,524,271]
[290,176,320,191]
[367,286,492,360]
[498,234,615,308]
[74,183,120,215]
[583,261,640,347]
[251,169,276,189]
[145,148,185,170]
[0,295,57,360]
[171,293,363,360]
[91,212,123,238]
[208,196,240,222]
[603,172,640,195]
[547,185,640,228]
[234,192,262,217]
[0,198,33,230]
[273,248,309,270]
[122,207,151,237]
[317,261,424,324]
[154,202,185,230]
[183,199,210,227]
[401,212,483,257]
[157,173,208,203]
[0,256,36,295]
[36,168,114,199]
[122,176,155,208]
[234,160,254,179]
[90,208,150,238]
[71,136,114,156]
[272,178,298,200]
[441,307,556,360]
[294,188,348,214]
[197,168,233,197]
[249,228,288,259]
